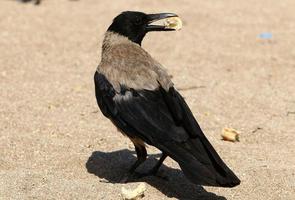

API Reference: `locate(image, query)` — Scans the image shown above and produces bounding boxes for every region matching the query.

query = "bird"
[94,11,240,187]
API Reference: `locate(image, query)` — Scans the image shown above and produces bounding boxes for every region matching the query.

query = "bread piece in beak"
[164,17,182,30]
[146,13,182,32]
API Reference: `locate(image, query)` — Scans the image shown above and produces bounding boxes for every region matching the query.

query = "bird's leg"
[120,145,147,183]
[147,153,167,175]
[135,153,168,180]
[128,145,147,173]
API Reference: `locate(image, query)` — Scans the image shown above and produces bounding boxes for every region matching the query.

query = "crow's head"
[107,11,180,45]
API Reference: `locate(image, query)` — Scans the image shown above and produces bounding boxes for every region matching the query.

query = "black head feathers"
[108,11,178,45]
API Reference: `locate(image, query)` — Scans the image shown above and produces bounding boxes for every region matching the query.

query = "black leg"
[128,146,147,174]
[148,153,167,175]
[133,153,168,180]
[120,145,147,183]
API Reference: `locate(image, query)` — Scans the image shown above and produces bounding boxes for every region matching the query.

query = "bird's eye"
[134,17,142,25]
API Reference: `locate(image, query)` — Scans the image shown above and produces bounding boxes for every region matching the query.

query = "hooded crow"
[94,11,240,187]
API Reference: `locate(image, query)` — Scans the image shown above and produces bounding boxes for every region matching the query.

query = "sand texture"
[1,0,295,199]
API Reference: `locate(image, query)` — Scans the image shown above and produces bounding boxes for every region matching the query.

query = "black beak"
[146,13,179,32]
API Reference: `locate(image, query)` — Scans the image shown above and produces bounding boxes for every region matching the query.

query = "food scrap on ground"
[221,128,240,142]
[121,183,147,200]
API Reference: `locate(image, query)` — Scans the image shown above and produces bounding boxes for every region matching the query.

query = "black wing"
[94,71,240,187]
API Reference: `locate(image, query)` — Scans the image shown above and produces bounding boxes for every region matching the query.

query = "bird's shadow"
[86,149,226,200]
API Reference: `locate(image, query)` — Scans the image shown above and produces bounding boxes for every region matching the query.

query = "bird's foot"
[119,171,145,183]
[133,170,169,181]
[119,170,168,183]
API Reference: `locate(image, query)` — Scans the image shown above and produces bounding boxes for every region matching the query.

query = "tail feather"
[161,137,240,187]
[162,89,241,187]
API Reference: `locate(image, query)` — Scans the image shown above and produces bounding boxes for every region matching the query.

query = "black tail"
[181,137,240,187]
[162,137,240,187]
[161,88,240,187]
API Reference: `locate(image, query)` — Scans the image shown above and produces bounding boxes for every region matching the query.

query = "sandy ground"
[1,0,295,199]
